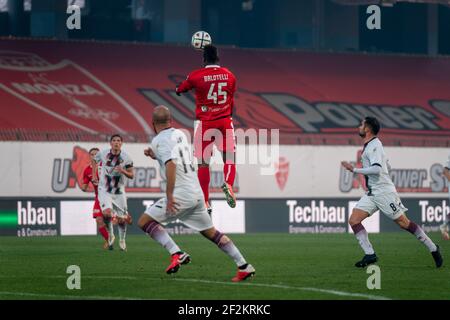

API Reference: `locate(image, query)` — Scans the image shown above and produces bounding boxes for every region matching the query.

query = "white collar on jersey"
[205,65,220,68]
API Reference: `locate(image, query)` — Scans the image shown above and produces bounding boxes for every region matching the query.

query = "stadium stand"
[0,38,449,146]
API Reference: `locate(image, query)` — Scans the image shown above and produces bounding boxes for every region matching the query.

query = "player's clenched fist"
[144,147,156,159]
[113,165,125,174]
[341,161,354,172]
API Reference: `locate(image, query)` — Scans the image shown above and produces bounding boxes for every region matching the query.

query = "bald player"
[137,106,255,282]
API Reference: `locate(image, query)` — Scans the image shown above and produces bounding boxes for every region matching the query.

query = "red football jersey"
[176,65,236,121]
[82,165,99,197]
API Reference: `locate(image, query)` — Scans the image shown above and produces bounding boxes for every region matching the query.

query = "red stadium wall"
[0,38,449,146]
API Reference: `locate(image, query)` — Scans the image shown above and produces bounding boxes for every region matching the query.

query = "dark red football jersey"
[176,65,236,121]
[82,165,99,197]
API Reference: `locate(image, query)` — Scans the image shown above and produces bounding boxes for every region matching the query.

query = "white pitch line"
[0,291,149,300]
[5,275,391,300]
[49,275,138,280]
[167,278,392,301]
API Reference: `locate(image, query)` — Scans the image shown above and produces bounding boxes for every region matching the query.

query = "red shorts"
[92,199,103,218]
[194,117,236,162]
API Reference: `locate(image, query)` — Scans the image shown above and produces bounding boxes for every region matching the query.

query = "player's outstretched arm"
[175,78,193,96]
[144,147,156,160]
[113,165,134,179]
[341,161,381,175]
[353,165,381,175]
[341,161,354,172]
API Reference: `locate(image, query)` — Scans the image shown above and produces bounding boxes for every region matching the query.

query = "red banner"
[0,39,449,146]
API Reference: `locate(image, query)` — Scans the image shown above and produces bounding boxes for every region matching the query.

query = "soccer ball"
[191,31,212,50]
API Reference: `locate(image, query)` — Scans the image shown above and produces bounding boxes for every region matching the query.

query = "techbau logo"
[17,201,58,237]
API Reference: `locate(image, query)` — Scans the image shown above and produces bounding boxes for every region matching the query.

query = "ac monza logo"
[0,50,152,136]
[275,157,289,191]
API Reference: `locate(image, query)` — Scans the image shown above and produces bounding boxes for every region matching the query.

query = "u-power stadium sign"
[0,43,449,145]
[0,142,447,198]
[51,145,239,195]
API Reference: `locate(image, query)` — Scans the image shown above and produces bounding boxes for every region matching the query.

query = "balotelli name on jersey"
[176,65,236,121]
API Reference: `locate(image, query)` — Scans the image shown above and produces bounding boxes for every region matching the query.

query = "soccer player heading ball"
[176,45,237,214]
[138,106,255,281]
[341,117,443,268]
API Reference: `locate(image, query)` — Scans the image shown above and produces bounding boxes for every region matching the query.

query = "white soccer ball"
[191,31,212,50]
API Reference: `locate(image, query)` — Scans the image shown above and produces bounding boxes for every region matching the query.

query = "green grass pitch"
[0,233,449,300]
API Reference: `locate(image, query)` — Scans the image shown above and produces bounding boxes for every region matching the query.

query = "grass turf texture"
[0,233,448,300]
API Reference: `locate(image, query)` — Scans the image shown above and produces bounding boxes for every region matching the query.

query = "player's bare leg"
[138,214,190,274]
[103,209,115,250]
[349,209,378,268]
[395,214,443,268]
[95,216,109,249]
[221,151,236,208]
[201,227,255,282]
[198,162,212,215]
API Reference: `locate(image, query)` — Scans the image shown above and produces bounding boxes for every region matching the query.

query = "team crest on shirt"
[275,157,289,191]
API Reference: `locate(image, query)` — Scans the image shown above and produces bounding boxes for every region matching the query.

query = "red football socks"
[98,226,109,241]
[198,166,210,203]
[224,163,236,186]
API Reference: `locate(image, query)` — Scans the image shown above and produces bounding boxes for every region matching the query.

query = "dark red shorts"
[194,117,236,162]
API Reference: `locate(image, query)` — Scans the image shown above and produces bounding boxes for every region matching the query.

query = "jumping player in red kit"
[81,147,111,249]
[176,45,237,213]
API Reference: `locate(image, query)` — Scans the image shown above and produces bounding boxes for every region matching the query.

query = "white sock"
[107,220,114,241]
[407,222,437,252]
[352,224,375,255]
[219,241,247,267]
[118,223,127,241]
[144,221,180,255]
[355,230,375,255]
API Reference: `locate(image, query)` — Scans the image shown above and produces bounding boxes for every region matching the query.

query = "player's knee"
[103,209,112,218]
[96,217,105,227]
[396,214,409,229]
[219,235,230,246]
[348,214,361,226]
[200,227,215,239]
[137,214,150,229]
[203,228,230,246]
